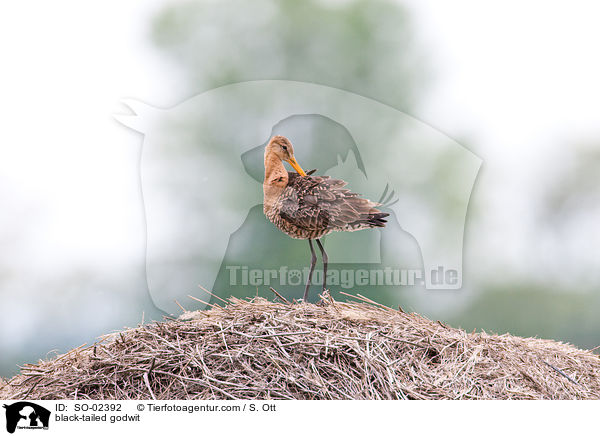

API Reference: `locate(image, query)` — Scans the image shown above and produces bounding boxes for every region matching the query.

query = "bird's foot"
[316,289,333,306]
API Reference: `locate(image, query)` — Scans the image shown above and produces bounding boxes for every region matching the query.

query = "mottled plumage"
[265,172,388,240]
[262,135,389,300]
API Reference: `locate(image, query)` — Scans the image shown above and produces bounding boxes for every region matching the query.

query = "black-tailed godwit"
[263,135,389,300]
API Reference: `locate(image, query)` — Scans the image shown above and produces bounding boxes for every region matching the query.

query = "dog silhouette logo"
[116,80,481,311]
[3,402,50,433]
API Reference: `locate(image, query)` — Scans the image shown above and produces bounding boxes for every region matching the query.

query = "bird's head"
[265,135,306,176]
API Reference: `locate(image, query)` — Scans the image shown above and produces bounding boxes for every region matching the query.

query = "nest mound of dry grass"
[1,294,599,400]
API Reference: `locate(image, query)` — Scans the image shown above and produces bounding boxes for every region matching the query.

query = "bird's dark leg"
[316,239,328,293]
[304,239,317,301]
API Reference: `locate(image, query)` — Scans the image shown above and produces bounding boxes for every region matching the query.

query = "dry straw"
[1,292,599,400]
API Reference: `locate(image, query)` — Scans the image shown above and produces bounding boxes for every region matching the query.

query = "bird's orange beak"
[286,156,307,176]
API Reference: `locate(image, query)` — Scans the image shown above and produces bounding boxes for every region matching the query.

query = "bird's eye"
[282,145,287,151]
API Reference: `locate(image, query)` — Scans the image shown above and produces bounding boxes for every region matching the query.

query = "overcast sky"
[0,0,598,281]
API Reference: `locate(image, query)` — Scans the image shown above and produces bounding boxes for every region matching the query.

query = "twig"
[218,322,234,365]
[543,361,580,385]
[198,285,230,305]
[269,287,290,304]
[174,300,187,313]
[143,373,157,400]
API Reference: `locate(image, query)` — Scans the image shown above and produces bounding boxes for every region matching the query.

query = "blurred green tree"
[146,0,436,307]
[151,0,426,111]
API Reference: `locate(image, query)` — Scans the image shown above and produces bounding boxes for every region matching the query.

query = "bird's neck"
[263,152,288,188]
[263,152,288,209]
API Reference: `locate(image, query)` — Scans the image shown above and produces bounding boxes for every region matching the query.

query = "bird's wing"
[280,173,386,232]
